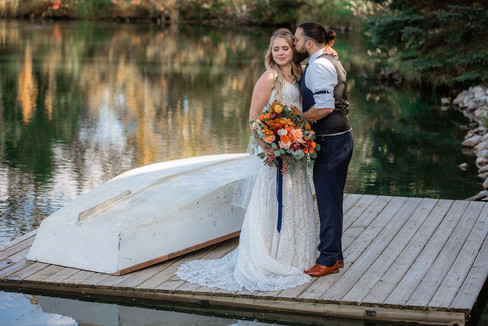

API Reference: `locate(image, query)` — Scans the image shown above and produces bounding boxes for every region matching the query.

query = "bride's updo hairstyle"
[298,22,335,46]
[264,28,303,103]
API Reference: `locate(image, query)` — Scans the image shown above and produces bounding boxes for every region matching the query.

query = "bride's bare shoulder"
[261,70,275,82]
[254,70,274,90]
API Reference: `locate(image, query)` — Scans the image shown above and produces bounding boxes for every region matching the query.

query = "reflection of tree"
[17,42,37,123]
[0,21,269,236]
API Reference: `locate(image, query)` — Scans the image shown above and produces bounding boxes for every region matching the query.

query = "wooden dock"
[1,194,488,325]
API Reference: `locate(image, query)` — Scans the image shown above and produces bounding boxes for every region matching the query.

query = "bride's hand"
[324,46,338,57]
[257,138,275,160]
[263,146,275,160]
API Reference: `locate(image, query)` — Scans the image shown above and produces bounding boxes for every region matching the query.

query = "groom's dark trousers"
[300,53,353,268]
[314,132,353,267]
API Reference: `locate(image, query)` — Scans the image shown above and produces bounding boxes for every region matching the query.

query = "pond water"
[0,20,484,325]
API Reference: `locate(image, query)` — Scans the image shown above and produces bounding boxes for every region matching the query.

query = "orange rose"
[290,129,303,143]
[311,142,316,148]
[258,115,264,121]
[264,134,276,143]
[274,104,283,114]
[280,134,289,142]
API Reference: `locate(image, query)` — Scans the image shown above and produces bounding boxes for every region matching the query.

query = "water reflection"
[0,20,481,246]
[0,291,284,326]
[0,21,261,243]
[2,290,402,326]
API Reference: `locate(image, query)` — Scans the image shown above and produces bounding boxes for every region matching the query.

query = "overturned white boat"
[27,154,261,275]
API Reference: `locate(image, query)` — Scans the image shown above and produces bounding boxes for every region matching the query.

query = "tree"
[364,0,488,86]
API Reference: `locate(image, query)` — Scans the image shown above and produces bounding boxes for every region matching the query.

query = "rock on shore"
[447,85,488,199]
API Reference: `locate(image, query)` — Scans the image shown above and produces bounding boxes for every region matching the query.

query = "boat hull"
[27,154,261,275]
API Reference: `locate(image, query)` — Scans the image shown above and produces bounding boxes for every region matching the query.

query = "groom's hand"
[303,106,333,123]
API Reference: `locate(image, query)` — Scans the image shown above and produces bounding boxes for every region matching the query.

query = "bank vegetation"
[0,0,370,28]
[1,0,487,87]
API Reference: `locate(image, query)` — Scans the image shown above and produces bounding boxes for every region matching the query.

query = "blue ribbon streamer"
[276,158,283,232]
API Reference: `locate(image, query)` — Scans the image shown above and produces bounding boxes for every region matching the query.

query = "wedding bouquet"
[250,100,320,175]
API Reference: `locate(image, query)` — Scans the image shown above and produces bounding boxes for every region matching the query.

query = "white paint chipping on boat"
[27,154,260,275]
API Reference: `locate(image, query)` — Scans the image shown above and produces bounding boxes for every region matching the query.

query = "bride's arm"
[249,71,274,121]
[249,71,274,159]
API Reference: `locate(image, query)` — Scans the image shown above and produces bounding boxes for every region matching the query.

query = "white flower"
[277,128,288,136]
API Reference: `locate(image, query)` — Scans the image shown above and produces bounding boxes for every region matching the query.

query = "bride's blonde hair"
[265,28,303,102]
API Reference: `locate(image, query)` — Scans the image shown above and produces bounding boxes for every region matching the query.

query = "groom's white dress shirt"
[305,48,338,110]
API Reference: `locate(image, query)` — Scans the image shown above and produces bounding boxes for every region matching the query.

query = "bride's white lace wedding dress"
[176,81,318,292]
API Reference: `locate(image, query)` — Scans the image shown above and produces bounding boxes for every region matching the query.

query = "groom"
[294,22,353,277]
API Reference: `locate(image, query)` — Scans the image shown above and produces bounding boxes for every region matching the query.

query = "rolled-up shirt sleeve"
[306,57,337,109]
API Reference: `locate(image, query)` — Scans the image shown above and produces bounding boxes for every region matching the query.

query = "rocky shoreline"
[445,85,488,200]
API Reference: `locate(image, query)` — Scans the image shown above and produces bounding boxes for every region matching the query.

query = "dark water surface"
[0,20,483,325]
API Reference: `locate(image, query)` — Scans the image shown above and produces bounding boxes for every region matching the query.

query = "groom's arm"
[302,57,337,123]
[302,106,333,122]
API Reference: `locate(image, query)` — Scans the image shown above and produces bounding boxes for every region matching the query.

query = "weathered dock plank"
[136,246,215,290]
[406,201,484,308]
[324,197,426,302]
[430,203,488,309]
[43,267,81,284]
[24,264,66,282]
[341,197,442,304]
[342,195,392,249]
[61,270,97,286]
[382,200,470,307]
[0,230,36,253]
[0,248,34,278]
[77,271,113,287]
[342,194,378,231]
[5,261,49,281]
[0,235,35,262]
[451,223,488,311]
[343,193,362,216]
[298,196,409,301]
[361,199,454,305]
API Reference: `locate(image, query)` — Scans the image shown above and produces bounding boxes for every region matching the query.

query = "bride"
[176,29,318,292]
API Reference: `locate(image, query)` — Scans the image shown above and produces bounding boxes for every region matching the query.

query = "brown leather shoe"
[305,262,339,277]
[315,258,344,268]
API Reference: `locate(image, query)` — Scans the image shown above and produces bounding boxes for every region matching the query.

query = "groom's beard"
[294,50,309,65]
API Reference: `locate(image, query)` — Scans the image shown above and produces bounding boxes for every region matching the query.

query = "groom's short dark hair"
[298,22,328,45]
